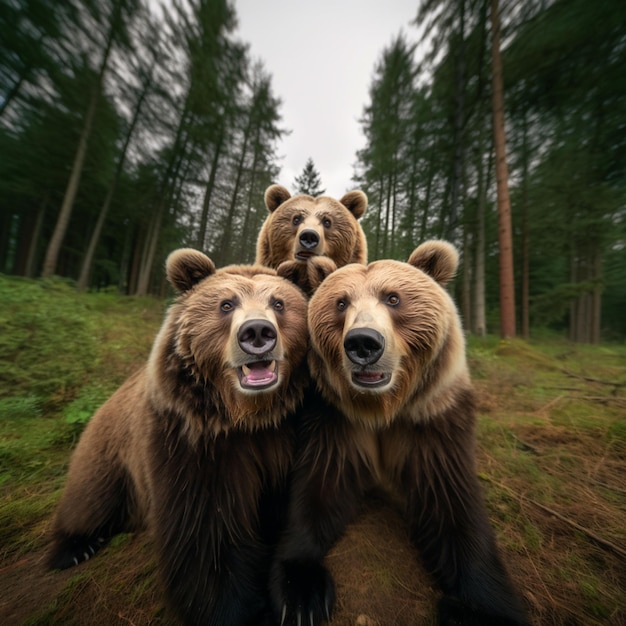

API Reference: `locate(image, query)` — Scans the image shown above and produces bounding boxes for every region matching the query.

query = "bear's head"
[149,249,309,436]
[255,184,368,271]
[307,240,470,428]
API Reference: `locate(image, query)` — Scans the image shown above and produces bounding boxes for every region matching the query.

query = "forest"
[1,0,625,341]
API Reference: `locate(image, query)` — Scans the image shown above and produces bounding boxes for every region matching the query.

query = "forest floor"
[0,276,625,625]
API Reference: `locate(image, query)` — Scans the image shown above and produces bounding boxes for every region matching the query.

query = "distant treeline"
[1,0,625,340]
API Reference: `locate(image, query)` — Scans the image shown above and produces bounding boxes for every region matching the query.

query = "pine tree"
[293,158,325,196]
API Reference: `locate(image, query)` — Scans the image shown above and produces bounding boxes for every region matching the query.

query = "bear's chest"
[352,422,417,493]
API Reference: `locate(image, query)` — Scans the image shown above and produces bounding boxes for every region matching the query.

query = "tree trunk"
[462,229,472,332]
[419,149,435,243]
[490,0,516,338]
[520,107,530,339]
[240,128,262,259]
[374,176,384,258]
[25,198,47,277]
[76,182,114,290]
[383,171,393,257]
[77,57,154,291]
[0,70,28,118]
[447,0,466,241]
[41,86,99,278]
[217,116,252,265]
[568,253,577,342]
[135,206,162,296]
[390,169,398,258]
[134,100,191,295]
[591,250,602,344]
[196,130,224,251]
[41,4,119,278]
[406,149,419,257]
[472,137,491,337]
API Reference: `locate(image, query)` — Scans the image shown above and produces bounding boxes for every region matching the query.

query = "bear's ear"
[339,190,367,219]
[408,240,459,286]
[166,248,216,293]
[264,184,291,212]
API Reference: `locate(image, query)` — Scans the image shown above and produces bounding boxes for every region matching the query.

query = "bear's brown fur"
[48,249,310,626]
[255,184,368,295]
[271,241,529,626]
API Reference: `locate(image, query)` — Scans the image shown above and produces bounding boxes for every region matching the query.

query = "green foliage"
[529,281,597,327]
[62,384,111,425]
[354,0,626,339]
[0,277,164,572]
[293,157,326,197]
[0,276,100,404]
[0,395,42,420]
[0,0,285,293]
[0,275,165,408]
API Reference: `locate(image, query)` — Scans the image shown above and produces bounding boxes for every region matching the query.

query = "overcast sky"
[234,0,420,197]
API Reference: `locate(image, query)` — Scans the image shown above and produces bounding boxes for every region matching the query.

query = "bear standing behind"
[270,240,530,626]
[255,184,368,295]
[47,250,310,626]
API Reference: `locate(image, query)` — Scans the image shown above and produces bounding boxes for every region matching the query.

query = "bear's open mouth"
[351,370,391,388]
[295,250,318,260]
[238,360,278,390]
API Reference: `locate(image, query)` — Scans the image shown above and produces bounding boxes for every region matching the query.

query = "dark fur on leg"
[438,596,528,626]
[47,458,135,571]
[271,395,370,625]
[150,417,294,626]
[405,402,529,626]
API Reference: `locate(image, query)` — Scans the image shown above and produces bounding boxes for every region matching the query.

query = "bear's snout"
[344,328,385,366]
[237,319,277,356]
[298,228,320,250]
[295,228,321,260]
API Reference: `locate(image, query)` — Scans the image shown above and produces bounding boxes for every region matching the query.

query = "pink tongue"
[246,362,273,382]
[358,371,384,382]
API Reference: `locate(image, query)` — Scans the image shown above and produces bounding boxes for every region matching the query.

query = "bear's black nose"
[238,319,277,355]
[344,328,385,366]
[299,229,320,250]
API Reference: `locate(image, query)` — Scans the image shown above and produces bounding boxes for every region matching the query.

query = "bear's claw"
[272,558,335,625]
[48,535,108,570]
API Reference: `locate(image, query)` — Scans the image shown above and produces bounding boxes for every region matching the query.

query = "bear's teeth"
[242,360,276,375]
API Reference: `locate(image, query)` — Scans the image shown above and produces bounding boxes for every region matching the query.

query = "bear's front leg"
[404,417,530,626]
[148,430,275,626]
[270,414,366,625]
[156,531,271,626]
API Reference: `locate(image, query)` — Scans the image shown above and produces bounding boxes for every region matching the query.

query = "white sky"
[234,0,420,197]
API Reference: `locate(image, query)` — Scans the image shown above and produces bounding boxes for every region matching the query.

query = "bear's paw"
[48,534,108,570]
[277,257,337,296]
[271,558,335,626]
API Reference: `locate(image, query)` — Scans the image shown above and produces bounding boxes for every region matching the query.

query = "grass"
[1,275,625,625]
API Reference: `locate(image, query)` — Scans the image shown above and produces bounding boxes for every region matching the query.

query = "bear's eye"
[386,293,400,307]
[292,215,302,226]
[336,299,347,312]
[273,299,284,312]
[322,217,332,228]
[220,300,234,312]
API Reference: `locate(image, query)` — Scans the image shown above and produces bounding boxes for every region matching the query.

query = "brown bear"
[255,184,368,295]
[47,249,310,626]
[270,241,530,626]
